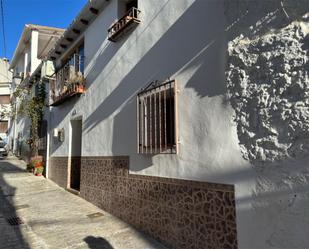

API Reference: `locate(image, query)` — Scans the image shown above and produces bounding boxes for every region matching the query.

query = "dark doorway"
[38,120,47,176]
[70,119,82,191]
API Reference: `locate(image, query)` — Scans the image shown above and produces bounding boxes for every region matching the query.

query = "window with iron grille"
[137,80,178,154]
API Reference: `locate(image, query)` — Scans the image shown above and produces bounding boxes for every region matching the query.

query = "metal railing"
[137,80,178,154]
[50,54,85,105]
[108,7,141,41]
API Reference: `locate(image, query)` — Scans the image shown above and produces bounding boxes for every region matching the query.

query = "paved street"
[0,156,166,249]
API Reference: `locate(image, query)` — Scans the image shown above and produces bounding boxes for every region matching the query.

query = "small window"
[78,44,85,73]
[137,80,178,154]
[60,41,84,74]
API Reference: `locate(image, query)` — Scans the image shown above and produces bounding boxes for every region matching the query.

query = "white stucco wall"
[48,0,309,248]
[31,30,40,74]
[51,0,246,181]
[0,59,11,84]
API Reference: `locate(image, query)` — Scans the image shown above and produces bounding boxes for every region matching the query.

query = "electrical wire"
[0,0,7,58]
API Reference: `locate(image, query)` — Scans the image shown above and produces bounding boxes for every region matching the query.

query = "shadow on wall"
[238,156,309,249]
[85,37,128,89]
[84,0,309,135]
[224,1,309,248]
[16,117,31,161]
[109,0,285,167]
[83,1,224,134]
[84,0,172,90]
[48,100,77,155]
[84,236,114,249]
[224,0,309,41]
[0,159,30,248]
[82,1,231,169]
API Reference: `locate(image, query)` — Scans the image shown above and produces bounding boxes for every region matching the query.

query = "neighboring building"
[0,58,12,142]
[8,24,64,160]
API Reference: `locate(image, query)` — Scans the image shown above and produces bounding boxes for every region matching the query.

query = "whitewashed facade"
[42,0,309,249]
[9,25,64,158]
[0,58,12,142]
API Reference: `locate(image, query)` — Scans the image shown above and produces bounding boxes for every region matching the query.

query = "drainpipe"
[45,79,51,179]
[46,107,51,178]
[13,101,17,154]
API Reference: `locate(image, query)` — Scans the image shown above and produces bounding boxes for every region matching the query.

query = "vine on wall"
[14,83,46,156]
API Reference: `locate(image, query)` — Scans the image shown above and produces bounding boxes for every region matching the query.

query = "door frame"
[67,115,83,192]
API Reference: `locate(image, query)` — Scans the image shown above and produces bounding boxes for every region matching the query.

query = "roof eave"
[9,24,31,70]
[9,24,65,70]
[46,0,109,61]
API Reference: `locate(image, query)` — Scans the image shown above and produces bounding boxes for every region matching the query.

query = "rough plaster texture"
[227,20,309,164]
[226,3,309,248]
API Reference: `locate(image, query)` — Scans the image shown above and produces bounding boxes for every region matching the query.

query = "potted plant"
[29,157,44,176]
[34,160,44,176]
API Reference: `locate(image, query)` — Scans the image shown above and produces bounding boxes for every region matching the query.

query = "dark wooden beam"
[60,44,67,49]
[80,19,89,25]
[89,7,98,15]
[66,37,74,42]
[55,51,61,55]
[72,28,80,34]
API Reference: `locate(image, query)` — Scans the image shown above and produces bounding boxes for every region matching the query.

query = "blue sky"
[1,0,87,60]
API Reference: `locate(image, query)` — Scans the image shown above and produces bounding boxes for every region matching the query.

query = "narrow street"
[0,156,166,249]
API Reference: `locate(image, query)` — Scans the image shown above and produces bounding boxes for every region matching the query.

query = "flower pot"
[35,173,42,176]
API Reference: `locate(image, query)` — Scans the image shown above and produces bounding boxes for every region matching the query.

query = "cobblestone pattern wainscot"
[49,157,68,189]
[80,157,237,249]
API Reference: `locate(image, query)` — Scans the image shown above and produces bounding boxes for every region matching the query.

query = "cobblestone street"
[0,156,166,249]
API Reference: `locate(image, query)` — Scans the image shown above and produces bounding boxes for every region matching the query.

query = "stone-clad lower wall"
[49,157,68,189]
[80,156,237,249]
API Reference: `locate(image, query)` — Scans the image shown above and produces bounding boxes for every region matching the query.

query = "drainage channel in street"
[6,216,25,226]
[87,212,104,219]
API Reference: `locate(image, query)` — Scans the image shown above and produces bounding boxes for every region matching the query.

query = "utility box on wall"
[53,128,64,143]
[58,128,65,142]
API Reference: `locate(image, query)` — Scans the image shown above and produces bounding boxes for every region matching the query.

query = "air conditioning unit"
[41,61,55,79]
[53,128,58,137]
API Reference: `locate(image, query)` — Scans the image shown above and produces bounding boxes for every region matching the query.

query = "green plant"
[12,86,24,99]
[35,166,44,175]
[30,158,44,175]
[26,163,34,172]
[18,83,46,156]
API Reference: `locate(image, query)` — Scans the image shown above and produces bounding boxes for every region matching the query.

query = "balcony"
[108,7,141,42]
[50,54,85,106]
